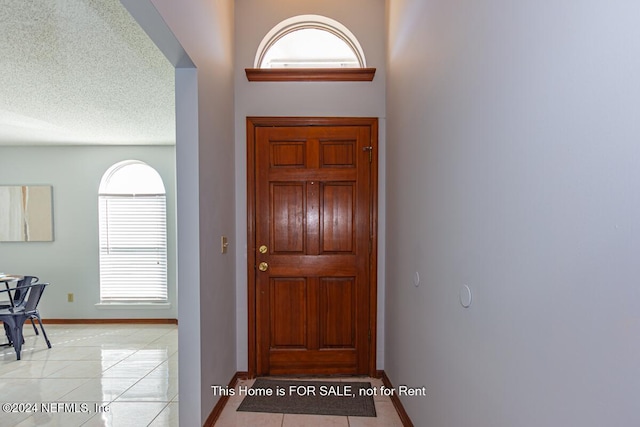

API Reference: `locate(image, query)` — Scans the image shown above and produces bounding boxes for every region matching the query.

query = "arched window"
[256,15,366,68]
[246,15,375,81]
[98,160,167,302]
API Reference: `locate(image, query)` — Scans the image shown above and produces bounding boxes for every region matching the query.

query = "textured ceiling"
[0,0,175,145]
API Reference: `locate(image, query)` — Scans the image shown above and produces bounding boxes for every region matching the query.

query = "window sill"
[245,67,376,82]
[95,302,171,310]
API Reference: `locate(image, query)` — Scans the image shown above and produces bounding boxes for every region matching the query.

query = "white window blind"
[99,194,168,302]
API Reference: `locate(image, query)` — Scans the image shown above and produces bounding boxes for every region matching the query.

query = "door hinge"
[368,329,371,341]
[362,146,373,162]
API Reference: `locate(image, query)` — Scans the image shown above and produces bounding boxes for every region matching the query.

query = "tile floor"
[215,377,404,426]
[0,324,404,426]
[0,324,178,427]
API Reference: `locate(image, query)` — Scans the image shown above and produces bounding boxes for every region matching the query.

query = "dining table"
[0,274,24,347]
[0,274,23,310]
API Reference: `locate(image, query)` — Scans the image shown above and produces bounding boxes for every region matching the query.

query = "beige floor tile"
[368,379,392,403]
[46,360,119,378]
[349,401,404,427]
[0,360,72,378]
[223,393,246,412]
[81,402,169,427]
[148,402,179,427]
[124,349,171,363]
[282,413,349,426]
[7,346,103,362]
[0,378,46,401]
[100,360,162,378]
[13,404,98,427]
[139,359,178,379]
[0,378,91,402]
[0,342,54,362]
[0,408,33,426]
[79,348,139,362]
[215,411,284,427]
[58,377,140,403]
[0,324,178,427]
[53,337,106,347]
[115,376,178,402]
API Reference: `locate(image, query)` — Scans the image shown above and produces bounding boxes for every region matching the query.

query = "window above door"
[245,15,376,82]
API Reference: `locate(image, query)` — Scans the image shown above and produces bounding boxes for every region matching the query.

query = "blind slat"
[99,195,168,302]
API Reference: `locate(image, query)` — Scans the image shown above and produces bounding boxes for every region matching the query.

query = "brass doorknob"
[258,262,269,272]
[259,245,268,254]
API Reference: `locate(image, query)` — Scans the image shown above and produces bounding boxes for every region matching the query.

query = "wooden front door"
[247,117,378,377]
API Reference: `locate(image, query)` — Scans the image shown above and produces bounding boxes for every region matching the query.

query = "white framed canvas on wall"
[0,185,54,242]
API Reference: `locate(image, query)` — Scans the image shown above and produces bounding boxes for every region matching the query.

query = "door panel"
[320,141,356,167]
[248,117,377,376]
[271,183,305,253]
[321,183,355,253]
[271,142,306,168]
[319,277,356,348]
[270,278,306,348]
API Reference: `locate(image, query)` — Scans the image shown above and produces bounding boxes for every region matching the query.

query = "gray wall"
[0,145,176,319]
[386,0,640,425]
[148,0,236,425]
[234,0,387,372]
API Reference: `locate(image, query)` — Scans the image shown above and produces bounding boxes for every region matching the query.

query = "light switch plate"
[221,236,229,254]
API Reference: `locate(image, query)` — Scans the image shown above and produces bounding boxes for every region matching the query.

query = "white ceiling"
[0,0,175,146]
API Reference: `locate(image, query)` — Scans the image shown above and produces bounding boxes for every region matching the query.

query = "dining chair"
[0,282,52,360]
[0,276,40,334]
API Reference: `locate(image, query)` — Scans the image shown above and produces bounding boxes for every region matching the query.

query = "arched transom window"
[256,15,366,69]
[246,15,375,82]
[98,160,167,303]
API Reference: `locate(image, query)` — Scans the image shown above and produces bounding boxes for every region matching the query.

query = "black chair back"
[13,276,39,306]
[23,283,47,313]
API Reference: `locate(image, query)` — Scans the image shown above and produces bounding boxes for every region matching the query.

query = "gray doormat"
[236,378,376,417]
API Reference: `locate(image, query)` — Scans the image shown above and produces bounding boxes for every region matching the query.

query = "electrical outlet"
[68,293,74,302]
